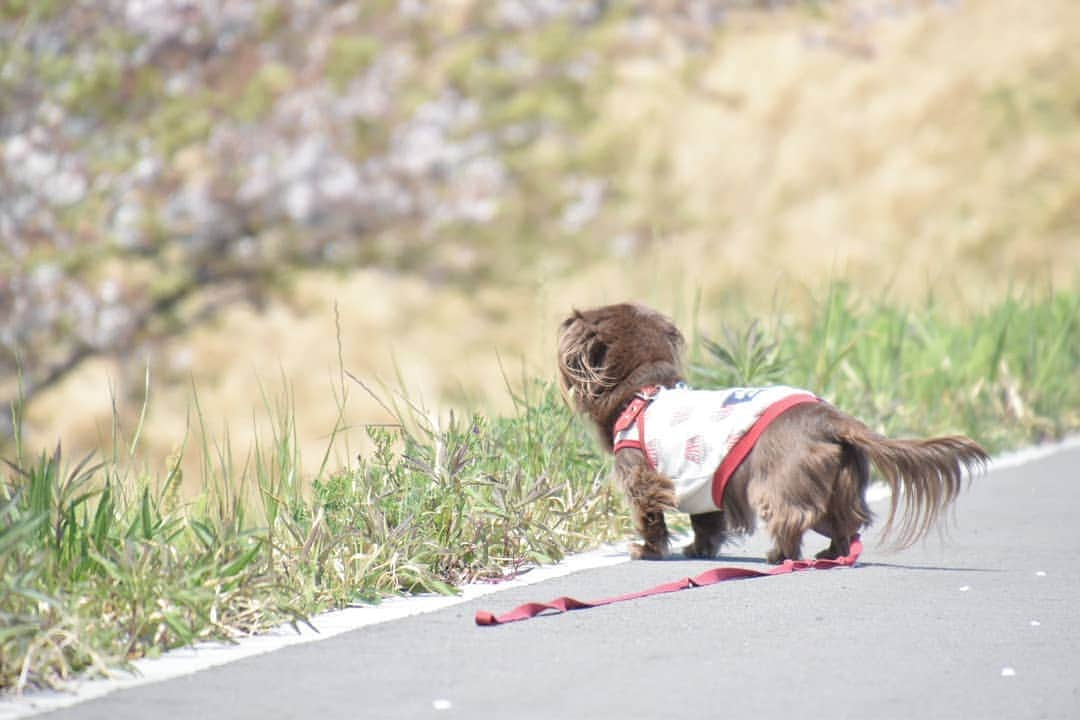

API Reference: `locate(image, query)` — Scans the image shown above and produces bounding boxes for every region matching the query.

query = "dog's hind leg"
[763,509,812,564]
[813,443,873,559]
[812,522,855,560]
[684,512,726,558]
[749,436,837,564]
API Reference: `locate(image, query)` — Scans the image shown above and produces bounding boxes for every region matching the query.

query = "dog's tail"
[833,415,990,548]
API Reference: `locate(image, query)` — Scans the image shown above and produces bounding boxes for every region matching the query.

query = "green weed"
[0,369,617,692]
[691,283,1079,450]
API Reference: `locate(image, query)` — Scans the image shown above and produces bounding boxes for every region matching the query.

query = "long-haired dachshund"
[557,303,989,562]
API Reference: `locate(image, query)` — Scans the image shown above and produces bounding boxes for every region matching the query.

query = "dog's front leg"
[614,450,676,559]
[685,511,727,559]
[630,510,670,560]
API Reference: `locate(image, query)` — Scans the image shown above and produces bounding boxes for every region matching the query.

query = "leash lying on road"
[475,535,862,626]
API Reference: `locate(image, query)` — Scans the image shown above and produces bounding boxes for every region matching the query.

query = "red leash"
[475,535,862,626]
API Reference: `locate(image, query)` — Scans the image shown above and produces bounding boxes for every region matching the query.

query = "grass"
[0,366,618,692]
[690,283,1079,451]
[2,284,1079,693]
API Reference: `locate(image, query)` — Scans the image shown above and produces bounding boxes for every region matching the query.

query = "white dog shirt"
[612,385,819,515]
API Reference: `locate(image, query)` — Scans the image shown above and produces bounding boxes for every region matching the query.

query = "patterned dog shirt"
[612,385,820,515]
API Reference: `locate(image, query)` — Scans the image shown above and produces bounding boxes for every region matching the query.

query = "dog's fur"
[558,303,989,562]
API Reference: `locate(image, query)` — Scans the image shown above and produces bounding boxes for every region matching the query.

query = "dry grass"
[603,0,1079,299]
[21,0,1079,476]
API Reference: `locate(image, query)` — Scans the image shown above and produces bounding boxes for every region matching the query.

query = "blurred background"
[2,0,1077,474]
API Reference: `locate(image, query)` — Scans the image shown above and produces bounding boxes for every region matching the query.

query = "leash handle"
[475,536,862,626]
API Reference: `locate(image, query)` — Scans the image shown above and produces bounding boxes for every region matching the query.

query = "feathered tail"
[834,417,990,548]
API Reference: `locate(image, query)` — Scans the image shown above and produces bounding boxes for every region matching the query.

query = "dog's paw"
[682,540,717,559]
[629,542,667,560]
[814,546,840,560]
[815,538,852,560]
[765,547,788,564]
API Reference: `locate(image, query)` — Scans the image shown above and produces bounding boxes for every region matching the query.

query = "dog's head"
[557,303,686,437]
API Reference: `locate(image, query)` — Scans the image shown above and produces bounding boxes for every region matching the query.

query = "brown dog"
[557,303,989,562]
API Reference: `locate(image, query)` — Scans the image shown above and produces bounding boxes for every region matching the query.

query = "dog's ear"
[563,329,609,383]
[557,309,614,405]
[666,323,685,354]
[560,309,586,331]
[587,335,608,370]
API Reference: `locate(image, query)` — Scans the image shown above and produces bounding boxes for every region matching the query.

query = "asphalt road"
[32,444,1080,719]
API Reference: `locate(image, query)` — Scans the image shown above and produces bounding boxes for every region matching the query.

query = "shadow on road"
[642,553,999,574]
[856,561,999,573]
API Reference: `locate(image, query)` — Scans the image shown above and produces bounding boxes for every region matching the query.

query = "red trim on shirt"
[710,393,819,508]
